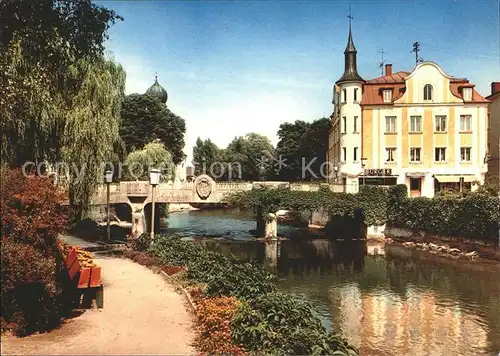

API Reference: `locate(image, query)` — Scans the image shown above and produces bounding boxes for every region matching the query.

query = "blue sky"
[99,0,499,164]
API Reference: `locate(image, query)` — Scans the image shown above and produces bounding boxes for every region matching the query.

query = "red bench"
[60,246,104,308]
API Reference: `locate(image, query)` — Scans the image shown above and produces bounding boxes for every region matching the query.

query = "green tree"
[0,0,125,218]
[192,138,225,178]
[225,133,275,181]
[275,118,331,181]
[124,141,174,182]
[119,94,186,165]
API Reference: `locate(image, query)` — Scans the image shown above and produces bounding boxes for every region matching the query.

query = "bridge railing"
[215,182,253,191]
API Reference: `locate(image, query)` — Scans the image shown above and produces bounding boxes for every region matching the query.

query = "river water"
[164,209,500,356]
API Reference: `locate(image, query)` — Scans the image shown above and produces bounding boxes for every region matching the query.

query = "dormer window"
[463,87,472,101]
[423,84,433,101]
[383,89,392,103]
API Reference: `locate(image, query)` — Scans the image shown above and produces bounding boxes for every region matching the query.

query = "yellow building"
[327,27,490,197]
[486,82,500,184]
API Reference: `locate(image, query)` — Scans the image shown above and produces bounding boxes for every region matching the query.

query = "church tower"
[334,16,364,190]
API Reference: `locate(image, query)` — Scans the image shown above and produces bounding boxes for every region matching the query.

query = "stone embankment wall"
[384,225,498,249]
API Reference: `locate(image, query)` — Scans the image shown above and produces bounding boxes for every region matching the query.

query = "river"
[163,209,500,356]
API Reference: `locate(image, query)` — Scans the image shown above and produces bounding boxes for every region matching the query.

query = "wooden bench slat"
[89,267,102,287]
[65,248,77,270]
[68,258,81,280]
[77,268,91,289]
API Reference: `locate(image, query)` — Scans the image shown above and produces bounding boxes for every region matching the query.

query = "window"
[460,147,471,161]
[424,84,433,101]
[353,147,358,161]
[342,147,347,162]
[342,89,347,103]
[383,89,392,103]
[435,115,447,132]
[342,117,347,133]
[410,116,422,132]
[353,116,358,132]
[385,148,396,163]
[434,147,446,162]
[463,88,472,101]
[410,147,421,162]
[354,88,358,102]
[460,115,472,132]
[385,116,397,133]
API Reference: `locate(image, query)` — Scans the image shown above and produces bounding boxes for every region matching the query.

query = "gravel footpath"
[1,257,196,355]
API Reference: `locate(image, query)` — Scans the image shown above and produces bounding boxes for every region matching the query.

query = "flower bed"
[130,234,359,356]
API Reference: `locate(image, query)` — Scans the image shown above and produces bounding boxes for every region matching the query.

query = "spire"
[336,7,364,84]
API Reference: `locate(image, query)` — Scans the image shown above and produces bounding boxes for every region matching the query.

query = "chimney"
[491,82,500,96]
[385,64,392,76]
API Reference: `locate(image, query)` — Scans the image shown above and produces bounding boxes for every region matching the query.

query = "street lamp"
[104,169,113,242]
[334,165,338,182]
[149,168,161,243]
[360,158,367,187]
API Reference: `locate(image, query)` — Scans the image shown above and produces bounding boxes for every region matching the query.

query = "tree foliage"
[0,0,125,217]
[119,94,186,164]
[124,141,174,181]
[192,138,226,177]
[275,118,331,181]
[192,133,275,181]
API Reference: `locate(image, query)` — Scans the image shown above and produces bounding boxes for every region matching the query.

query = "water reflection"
[193,239,500,355]
[167,211,500,356]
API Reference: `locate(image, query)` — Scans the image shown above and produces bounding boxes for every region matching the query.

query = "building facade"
[327,27,490,197]
[486,82,500,184]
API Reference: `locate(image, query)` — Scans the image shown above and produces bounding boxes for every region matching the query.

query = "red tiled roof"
[450,82,490,103]
[361,71,488,105]
[365,72,411,84]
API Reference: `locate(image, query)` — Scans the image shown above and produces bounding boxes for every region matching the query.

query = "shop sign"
[364,169,392,176]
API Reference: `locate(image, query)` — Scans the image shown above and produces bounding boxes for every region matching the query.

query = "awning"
[462,175,477,182]
[434,175,460,183]
[434,175,477,183]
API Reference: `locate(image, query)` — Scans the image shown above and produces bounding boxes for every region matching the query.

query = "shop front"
[358,169,397,187]
[433,175,477,194]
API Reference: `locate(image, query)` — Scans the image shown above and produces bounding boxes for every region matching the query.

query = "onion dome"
[146,73,168,104]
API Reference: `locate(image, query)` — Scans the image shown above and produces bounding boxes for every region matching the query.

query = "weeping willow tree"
[0,0,126,218]
[124,141,175,182]
[62,58,126,217]
[1,44,126,217]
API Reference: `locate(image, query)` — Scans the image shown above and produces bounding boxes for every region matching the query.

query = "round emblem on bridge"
[195,175,213,200]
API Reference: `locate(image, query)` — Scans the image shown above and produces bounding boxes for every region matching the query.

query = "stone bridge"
[75,175,346,239]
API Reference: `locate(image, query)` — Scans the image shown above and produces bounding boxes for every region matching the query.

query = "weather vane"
[154,72,158,80]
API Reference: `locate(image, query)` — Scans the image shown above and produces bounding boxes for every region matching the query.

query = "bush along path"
[129,233,359,356]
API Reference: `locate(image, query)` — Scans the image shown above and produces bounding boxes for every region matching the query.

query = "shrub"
[149,235,277,300]
[1,169,67,252]
[130,232,151,252]
[194,296,246,355]
[387,189,500,242]
[357,185,389,226]
[232,292,358,356]
[1,169,68,335]
[1,239,61,336]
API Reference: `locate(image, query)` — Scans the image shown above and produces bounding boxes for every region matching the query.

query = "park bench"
[58,243,104,309]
